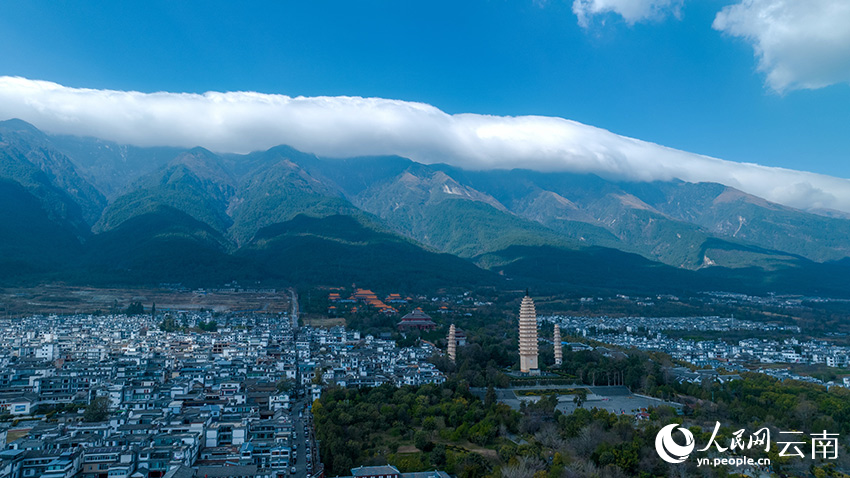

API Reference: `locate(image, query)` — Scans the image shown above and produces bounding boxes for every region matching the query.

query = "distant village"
[543,314,850,387]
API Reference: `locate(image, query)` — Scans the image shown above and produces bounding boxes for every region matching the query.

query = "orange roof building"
[385,293,407,304]
[353,288,378,301]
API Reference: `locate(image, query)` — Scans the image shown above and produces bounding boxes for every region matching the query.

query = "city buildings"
[0,312,444,478]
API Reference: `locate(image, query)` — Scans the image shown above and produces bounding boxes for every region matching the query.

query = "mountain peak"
[0,118,44,135]
[713,187,776,209]
[168,148,235,186]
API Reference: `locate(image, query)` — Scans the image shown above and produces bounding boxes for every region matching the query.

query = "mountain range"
[3,118,850,296]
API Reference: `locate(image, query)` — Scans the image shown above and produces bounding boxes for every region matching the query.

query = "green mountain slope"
[228,147,360,244]
[295,154,418,197]
[96,148,236,234]
[253,152,850,276]
[0,179,83,281]
[476,242,850,297]
[475,244,717,295]
[81,205,259,285]
[509,189,626,248]
[0,119,106,232]
[239,214,499,290]
[622,180,850,263]
[450,168,822,270]
[318,162,576,257]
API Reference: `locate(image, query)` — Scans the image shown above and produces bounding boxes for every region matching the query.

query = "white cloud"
[572,0,683,27]
[1,76,850,213]
[713,0,850,93]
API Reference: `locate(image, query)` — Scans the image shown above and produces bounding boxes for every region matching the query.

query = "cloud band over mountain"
[1,76,849,214]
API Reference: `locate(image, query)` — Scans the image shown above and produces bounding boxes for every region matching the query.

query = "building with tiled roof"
[384,294,407,304]
[454,328,467,346]
[339,288,397,313]
[351,464,400,477]
[352,289,378,301]
[343,465,450,478]
[397,309,436,331]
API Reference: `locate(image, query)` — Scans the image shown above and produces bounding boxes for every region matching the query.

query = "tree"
[276,379,294,394]
[500,456,544,478]
[414,430,429,451]
[573,389,587,409]
[485,386,497,408]
[125,301,144,315]
[159,315,180,332]
[430,444,447,467]
[83,397,110,422]
[423,416,437,431]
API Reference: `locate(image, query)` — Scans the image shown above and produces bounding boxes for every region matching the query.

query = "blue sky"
[0,0,849,178]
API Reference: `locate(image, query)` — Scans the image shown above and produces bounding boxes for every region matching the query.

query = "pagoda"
[554,324,563,366]
[518,291,539,374]
[447,324,457,362]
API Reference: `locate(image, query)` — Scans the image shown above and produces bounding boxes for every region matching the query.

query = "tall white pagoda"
[447,324,457,362]
[518,291,539,374]
[554,324,563,366]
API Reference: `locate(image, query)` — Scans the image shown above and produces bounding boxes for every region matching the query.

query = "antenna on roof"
[525,288,529,297]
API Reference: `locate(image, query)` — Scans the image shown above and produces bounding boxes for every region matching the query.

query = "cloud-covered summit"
[1,76,849,214]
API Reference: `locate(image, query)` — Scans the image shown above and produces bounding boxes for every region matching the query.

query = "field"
[300,315,346,328]
[0,285,292,317]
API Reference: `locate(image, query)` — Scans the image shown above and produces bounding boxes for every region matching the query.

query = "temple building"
[518,292,539,374]
[397,308,437,331]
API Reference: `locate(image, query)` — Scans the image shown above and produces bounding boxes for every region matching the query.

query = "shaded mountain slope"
[0,179,83,281]
[0,119,106,232]
[239,214,500,290]
[80,205,258,286]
